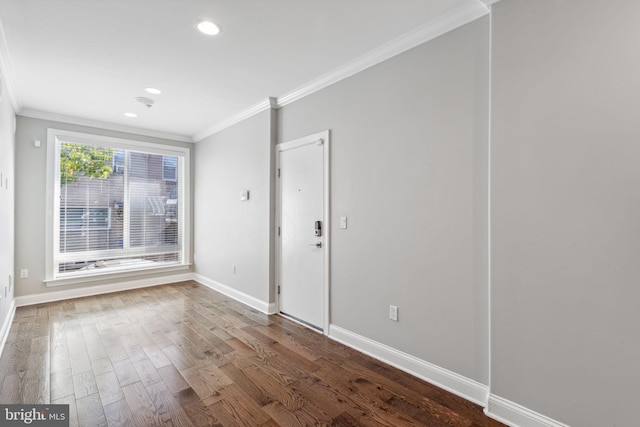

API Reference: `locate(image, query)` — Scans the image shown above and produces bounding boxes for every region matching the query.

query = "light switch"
[240,190,250,201]
[340,216,348,229]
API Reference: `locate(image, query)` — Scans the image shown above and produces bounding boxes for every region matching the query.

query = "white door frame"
[275,130,330,334]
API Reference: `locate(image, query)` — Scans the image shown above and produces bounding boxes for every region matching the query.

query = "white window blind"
[48,130,189,281]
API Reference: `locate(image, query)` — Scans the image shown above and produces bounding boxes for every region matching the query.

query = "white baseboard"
[193,274,276,315]
[485,394,570,427]
[0,299,16,357]
[6,272,569,427]
[15,272,194,307]
[328,324,489,406]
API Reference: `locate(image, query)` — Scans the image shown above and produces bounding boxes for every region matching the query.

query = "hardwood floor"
[0,281,505,426]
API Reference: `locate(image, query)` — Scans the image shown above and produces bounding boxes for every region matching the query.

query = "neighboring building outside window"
[163,156,178,181]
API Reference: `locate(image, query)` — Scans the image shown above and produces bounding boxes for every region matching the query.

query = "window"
[112,151,125,173]
[60,207,111,231]
[163,156,177,181]
[46,129,190,284]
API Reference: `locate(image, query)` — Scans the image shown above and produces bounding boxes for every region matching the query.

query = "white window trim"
[45,128,191,286]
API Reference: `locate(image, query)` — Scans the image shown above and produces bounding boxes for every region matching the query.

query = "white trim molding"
[486,394,571,427]
[19,109,193,143]
[15,272,194,307]
[0,300,16,358]
[193,1,490,140]
[480,0,503,6]
[193,274,277,315]
[329,324,489,406]
[276,2,489,109]
[192,99,272,142]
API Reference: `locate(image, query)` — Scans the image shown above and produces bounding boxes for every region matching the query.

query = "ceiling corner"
[192,98,273,143]
[18,108,194,143]
[479,0,503,7]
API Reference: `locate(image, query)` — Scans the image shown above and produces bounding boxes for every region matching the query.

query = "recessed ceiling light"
[145,87,162,95]
[197,21,220,36]
[124,112,138,118]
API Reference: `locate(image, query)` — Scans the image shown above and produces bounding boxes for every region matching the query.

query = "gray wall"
[279,18,490,383]
[491,0,640,425]
[14,116,193,297]
[193,110,275,305]
[0,76,16,330]
[8,1,637,424]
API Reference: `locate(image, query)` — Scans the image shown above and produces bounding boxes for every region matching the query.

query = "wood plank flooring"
[0,281,505,426]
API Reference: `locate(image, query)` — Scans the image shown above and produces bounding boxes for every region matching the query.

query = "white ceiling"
[0,0,490,142]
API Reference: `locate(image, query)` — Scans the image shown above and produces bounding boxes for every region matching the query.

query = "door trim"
[275,130,330,334]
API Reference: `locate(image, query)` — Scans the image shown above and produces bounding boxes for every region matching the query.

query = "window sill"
[44,263,192,287]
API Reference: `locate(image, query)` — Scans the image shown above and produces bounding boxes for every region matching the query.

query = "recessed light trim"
[145,87,162,95]
[197,21,221,36]
[124,112,138,118]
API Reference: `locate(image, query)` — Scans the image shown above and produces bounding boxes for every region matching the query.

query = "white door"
[277,131,329,331]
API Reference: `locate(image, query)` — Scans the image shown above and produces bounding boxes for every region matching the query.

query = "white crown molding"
[0,2,497,144]
[0,15,21,112]
[329,324,489,406]
[193,274,277,315]
[485,394,571,427]
[276,1,490,109]
[193,1,490,140]
[18,108,193,143]
[192,98,272,142]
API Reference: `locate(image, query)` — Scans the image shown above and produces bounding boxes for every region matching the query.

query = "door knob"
[309,242,322,248]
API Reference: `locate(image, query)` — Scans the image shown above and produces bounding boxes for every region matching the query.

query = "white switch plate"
[389,305,398,322]
[20,269,28,279]
[340,216,348,229]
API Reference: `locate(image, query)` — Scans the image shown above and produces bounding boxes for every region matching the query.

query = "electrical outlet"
[389,305,398,322]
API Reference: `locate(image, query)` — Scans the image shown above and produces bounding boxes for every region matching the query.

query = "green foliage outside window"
[60,143,114,184]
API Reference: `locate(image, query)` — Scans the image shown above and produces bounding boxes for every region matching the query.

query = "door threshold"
[278,312,323,334]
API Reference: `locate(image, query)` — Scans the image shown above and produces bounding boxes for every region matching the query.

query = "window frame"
[45,128,191,286]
